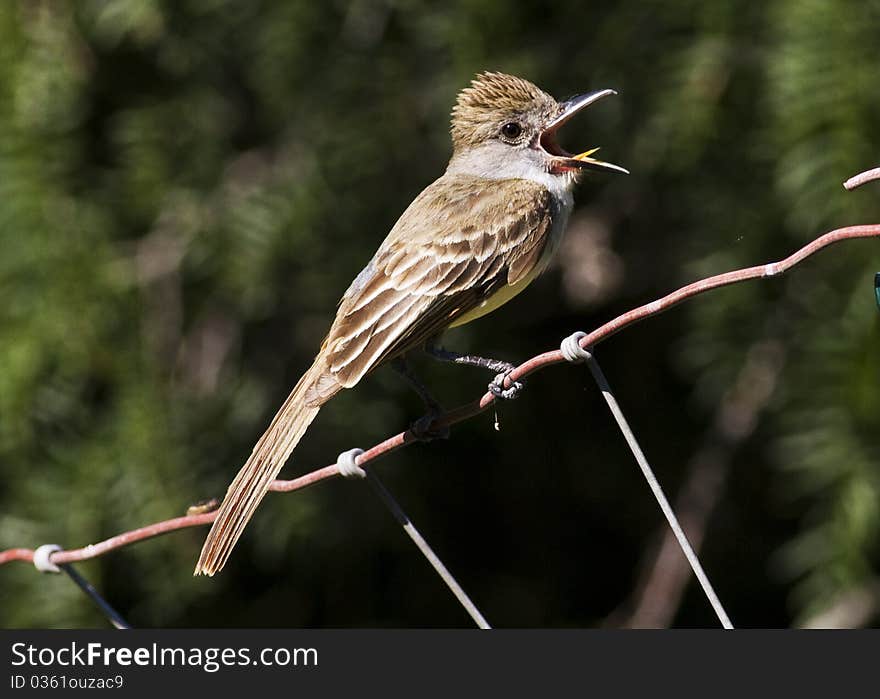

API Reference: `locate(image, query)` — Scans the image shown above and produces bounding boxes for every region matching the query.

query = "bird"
[195,71,627,575]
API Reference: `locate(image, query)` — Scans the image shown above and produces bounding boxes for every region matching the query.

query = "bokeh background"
[1,0,879,628]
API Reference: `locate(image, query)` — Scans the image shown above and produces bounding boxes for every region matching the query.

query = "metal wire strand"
[363,469,491,629]
[2,223,877,573]
[584,353,734,629]
[58,563,132,630]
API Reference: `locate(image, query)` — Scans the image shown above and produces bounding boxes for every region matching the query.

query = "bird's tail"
[195,360,327,576]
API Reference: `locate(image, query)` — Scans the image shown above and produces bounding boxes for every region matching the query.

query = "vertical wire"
[59,564,132,630]
[364,470,491,629]
[584,354,734,629]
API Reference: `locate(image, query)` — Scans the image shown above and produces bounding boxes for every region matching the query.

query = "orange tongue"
[573,147,601,161]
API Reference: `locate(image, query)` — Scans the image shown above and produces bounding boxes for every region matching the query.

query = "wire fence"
[2,168,878,629]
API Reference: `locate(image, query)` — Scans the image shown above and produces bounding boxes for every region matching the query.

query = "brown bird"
[195,71,627,575]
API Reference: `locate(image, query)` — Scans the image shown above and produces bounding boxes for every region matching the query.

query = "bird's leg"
[391,356,450,440]
[424,344,525,400]
[391,356,443,413]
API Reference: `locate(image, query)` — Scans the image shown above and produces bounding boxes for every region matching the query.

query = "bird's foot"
[488,371,525,400]
[409,411,451,441]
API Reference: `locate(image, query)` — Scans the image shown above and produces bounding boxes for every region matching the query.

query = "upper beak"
[541,89,629,175]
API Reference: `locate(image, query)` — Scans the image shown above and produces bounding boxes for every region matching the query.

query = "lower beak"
[541,89,629,175]
[569,149,630,175]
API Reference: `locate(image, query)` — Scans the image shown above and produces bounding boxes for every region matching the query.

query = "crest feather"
[450,72,556,151]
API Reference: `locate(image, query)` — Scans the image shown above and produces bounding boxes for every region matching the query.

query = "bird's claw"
[410,412,450,441]
[489,372,525,400]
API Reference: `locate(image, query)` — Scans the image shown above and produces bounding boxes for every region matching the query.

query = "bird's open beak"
[540,89,629,175]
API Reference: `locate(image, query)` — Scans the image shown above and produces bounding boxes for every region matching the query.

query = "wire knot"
[336,448,366,479]
[33,544,63,574]
[560,331,592,363]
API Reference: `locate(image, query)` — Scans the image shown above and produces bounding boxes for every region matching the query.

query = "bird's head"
[449,72,627,183]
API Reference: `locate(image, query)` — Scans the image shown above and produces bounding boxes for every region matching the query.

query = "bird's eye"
[501,122,523,140]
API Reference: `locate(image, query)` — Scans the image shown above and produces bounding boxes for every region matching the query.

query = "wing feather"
[318,174,557,390]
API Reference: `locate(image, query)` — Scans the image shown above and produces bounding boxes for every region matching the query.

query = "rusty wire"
[2,223,878,570]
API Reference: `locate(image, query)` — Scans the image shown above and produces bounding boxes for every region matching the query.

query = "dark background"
[1,0,878,628]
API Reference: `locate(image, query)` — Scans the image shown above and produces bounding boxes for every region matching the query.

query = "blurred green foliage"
[1,0,878,628]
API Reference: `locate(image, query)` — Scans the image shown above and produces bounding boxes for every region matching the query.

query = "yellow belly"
[448,261,545,328]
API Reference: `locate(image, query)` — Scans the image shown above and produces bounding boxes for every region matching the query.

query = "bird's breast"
[448,189,572,328]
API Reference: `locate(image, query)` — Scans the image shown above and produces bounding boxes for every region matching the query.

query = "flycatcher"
[195,71,627,575]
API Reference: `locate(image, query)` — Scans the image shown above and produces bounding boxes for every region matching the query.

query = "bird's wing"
[304,175,555,405]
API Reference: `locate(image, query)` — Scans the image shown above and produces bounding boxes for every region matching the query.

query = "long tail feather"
[195,361,327,576]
